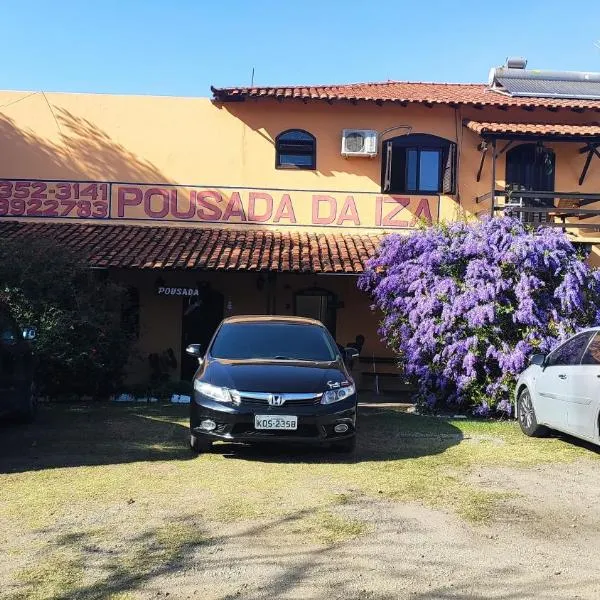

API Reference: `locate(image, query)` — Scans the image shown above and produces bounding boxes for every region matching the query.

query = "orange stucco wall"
[0,90,597,229]
[1,88,599,383]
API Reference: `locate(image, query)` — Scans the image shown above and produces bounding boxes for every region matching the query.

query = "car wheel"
[190,433,212,454]
[517,387,548,437]
[332,436,356,453]
[14,383,37,424]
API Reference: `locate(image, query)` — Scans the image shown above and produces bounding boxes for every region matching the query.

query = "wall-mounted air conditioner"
[341,129,378,157]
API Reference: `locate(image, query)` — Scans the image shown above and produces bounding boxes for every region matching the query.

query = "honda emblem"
[268,394,284,406]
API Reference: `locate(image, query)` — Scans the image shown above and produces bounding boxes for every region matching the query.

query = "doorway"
[180,283,224,380]
[294,288,337,339]
[506,143,555,224]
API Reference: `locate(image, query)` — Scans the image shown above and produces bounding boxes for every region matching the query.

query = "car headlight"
[193,380,239,404]
[321,384,356,404]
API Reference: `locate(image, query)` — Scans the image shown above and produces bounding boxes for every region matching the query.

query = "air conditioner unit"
[341,129,378,157]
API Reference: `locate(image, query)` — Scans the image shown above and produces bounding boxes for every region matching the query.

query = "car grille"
[240,396,321,407]
[238,391,322,407]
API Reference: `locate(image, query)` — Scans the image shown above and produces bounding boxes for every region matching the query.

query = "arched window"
[381,133,456,194]
[276,129,316,170]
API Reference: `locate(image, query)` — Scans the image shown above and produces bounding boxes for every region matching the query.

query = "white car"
[515,328,600,445]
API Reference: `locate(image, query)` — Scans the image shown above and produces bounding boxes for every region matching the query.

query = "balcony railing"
[475,190,600,230]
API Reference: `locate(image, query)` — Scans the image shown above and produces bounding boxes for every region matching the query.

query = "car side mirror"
[529,353,546,367]
[186,344,203,364]
[344,347,360,360]
[22,327,37,341]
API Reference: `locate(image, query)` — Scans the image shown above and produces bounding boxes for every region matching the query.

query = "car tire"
[190,433,212,454]
[14,383,37,424]
[517,387,548,437]
[332,436,356,453]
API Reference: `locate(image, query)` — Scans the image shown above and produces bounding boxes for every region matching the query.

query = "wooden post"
[490,139,497,217]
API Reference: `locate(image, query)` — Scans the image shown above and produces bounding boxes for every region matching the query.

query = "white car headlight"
[193,380,239,403]
[322,384,356,405]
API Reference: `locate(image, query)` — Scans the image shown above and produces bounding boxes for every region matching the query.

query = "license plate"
[254,415,298,430]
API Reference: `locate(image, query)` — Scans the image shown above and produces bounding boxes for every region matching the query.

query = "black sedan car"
[186,316,359,453]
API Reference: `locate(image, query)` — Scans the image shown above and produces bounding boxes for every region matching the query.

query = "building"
[1,58,600,385]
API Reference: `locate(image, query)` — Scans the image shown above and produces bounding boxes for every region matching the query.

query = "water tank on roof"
[506,57,527,69]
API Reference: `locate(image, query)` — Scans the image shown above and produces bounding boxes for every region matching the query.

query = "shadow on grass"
[217,405,463,464]
[547,429,600,455]
[6,505,599,600]
[0,403,193,474]
[0,403,464,473]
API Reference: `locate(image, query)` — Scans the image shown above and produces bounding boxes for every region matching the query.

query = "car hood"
[200,359,349,393]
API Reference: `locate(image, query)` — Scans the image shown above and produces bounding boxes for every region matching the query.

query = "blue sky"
[2,0,599,97]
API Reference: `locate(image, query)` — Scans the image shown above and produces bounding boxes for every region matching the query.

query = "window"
[276,129,316,170]
[506,144,555,225]
[382,133,456,194]
[581,332,600,365]
[546,332,594,367]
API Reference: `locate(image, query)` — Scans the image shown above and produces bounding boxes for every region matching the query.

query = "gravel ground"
[1,404,600,600]
[140,461,600,600]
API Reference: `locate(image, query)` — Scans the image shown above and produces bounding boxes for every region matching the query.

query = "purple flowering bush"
[359,217,600,415]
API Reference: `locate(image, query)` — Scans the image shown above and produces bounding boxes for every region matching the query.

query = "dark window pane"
[279,131,314,142]
[295,295,328,324]
[279,153,313,167]
[419,150,441,192]
[406,149,418,192]
[381,133,454,195]
[547,332,593,367]
[210,322,337,361]
[276,130,315,169]
[581,332,600,365]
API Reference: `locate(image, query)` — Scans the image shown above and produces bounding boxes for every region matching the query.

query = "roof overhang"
[464,119,600,143]
[0,221,383,274]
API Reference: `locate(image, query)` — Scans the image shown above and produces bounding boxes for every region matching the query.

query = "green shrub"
[0,235,134,398]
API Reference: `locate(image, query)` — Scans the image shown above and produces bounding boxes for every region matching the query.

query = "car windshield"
[210,322,338,361]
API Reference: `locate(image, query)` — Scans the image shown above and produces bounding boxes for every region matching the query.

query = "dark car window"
[546,332,594,367]
[0,311,20,344]
[210,322,338,361]
[581,332,600,365]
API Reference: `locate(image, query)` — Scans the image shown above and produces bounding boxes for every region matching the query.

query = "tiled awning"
[464,120,600,140]
[0,221,383,273]
[212,82,600,110]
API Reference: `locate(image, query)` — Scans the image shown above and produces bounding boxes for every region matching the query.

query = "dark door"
[181,285,224,380]
[506,143,555,223]
[294,288,337,339]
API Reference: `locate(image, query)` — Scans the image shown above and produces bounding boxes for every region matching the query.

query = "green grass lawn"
[0,402,596,599]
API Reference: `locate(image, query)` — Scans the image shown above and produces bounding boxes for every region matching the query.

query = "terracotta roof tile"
[0,221,384,274]
[212,81,600,110]
[464,120,600,137]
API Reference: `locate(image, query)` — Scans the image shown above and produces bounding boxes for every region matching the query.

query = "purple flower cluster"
[359,217,600,412]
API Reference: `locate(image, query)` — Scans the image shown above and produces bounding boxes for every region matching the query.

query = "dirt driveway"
[1,402,599,600]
